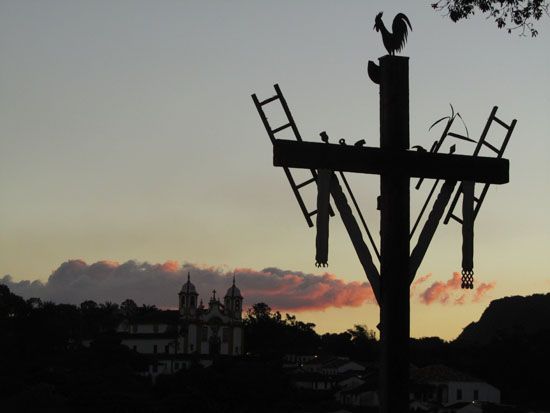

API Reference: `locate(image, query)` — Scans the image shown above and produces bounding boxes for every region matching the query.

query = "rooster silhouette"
[374,12,412,55]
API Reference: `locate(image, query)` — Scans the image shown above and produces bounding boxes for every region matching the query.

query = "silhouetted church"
[117,274,244,376]
[178,273,243,356]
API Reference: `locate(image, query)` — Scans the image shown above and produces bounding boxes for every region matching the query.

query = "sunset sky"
[1,1,549,340]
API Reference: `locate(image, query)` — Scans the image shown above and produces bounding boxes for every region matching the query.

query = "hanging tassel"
[461,181,474,289]
[315,169,331,267]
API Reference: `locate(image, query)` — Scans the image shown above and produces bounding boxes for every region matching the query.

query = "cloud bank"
[1,260,375,312]
[1,260,495,311]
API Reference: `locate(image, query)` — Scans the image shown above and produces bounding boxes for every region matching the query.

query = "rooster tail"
[392,13,413,53]
[397,13,413,32]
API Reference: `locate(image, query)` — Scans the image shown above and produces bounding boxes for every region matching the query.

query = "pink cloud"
[419,272,461,304]
[417,272,496,305]
[473,282,496,302]
[411,273,432,295]
[231,267,376,311]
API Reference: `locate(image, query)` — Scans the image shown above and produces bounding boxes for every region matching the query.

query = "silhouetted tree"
[79,300,98,312]
[432,0,549,36]
[26,297,42,309]
[0,284,29,318]
[246,302,275,322]
[120,298,138,319]
[244,303,320,359]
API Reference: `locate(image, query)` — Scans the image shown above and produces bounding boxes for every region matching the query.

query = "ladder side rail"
[472,106,499,157]
[410,180,458,283]
[473,116,514,218]
[445,106,499,224]
[473,183,491,219]
[254,92,315,224]
[274,84,304,142]
[471,118,516,218]
[330,173,381,304]
[283,167,315,228]
[251,93,277,144]
[270,85,337,217]
[497,119,516,158]
[253,87,335,226]
[447,111,516,223]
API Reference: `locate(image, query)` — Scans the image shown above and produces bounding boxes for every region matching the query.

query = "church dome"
[225,276,242,298]
[180,273,197,294]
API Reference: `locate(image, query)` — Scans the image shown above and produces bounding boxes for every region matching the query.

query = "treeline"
[243,303,550,409]
[244,302,379,362]
[1,284,549,410]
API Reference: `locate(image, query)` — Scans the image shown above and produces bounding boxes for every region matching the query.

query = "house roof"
[303,355,339,366]
[444,401,475,409]
[411,364,481,383]
[118,332,177,339]
[339,380,378,395]
[129,310,180,324]
[335,370,365,382]
[323,358,365,370]
[291,372,330,382]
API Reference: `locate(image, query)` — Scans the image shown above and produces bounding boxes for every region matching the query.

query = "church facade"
[117,274,244,376]
[178,274,244,356]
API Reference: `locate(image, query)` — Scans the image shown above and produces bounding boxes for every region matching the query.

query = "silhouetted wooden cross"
[272,56,509,413]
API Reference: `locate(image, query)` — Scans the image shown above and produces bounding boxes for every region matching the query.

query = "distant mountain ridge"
[455,293,550,344]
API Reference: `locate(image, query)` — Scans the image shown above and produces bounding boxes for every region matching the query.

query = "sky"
[1,1,549,340]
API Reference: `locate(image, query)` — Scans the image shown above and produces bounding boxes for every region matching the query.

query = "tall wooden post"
[379,55,410,413]
[256,45,513,413]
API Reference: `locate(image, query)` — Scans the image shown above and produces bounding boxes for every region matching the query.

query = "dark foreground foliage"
[1,284,549,411]
[432,0,550,36]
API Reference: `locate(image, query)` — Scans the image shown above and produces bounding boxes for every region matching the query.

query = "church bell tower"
[179,272,198,317]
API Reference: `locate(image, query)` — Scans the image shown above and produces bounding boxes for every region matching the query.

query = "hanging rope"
[461,181,474,289]
[315,169,331,267]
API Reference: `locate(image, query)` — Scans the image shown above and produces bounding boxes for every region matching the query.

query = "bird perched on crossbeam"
[374,12,412,56]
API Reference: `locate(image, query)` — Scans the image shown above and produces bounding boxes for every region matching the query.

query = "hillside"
[455,293,550,344]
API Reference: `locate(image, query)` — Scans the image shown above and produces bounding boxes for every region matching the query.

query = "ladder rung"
[272,123,292,134]
[473,196,480,203]
[260,95,279,106]
[492,115,511,130]
[481,140,500,154]
[296,177,316,189]
[308,210,318,217]
[449,214,463,224]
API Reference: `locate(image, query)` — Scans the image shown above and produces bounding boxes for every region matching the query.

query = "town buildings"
[116,274,244,377]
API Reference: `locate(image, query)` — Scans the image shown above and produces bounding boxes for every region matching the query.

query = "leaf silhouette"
[429,116,450,131]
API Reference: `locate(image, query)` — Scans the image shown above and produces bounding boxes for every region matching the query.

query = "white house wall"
[446,382,500,405]
[188,324,197,353]
[122,338,175,354]
[118,323,171,334]
[233,327,242,355]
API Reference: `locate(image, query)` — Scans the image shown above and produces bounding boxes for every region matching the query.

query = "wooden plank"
[329,173,380,304]
[409,180,457,282]
[273,140,509,184]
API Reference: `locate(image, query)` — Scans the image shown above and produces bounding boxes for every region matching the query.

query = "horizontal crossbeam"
[273,140,509,184]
